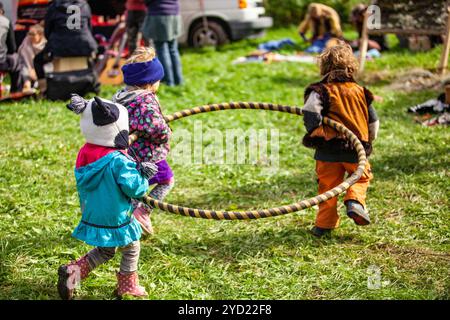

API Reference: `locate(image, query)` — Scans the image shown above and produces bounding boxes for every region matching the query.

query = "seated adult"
[18,24,46,90]
[34,0,98,94]
[298,3,342,53]
[0,1,25,93]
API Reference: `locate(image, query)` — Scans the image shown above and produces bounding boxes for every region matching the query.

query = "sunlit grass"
[0,27,449,299]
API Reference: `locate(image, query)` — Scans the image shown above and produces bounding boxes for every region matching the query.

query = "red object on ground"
[0,91,36,102]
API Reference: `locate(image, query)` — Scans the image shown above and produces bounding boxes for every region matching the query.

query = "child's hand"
[137,162,158,180]
[374,95,384,103]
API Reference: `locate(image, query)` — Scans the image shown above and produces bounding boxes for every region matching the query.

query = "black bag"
[46,69,100,101]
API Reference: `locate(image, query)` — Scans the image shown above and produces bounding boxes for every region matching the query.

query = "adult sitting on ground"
[33,0,98,95]
[0,1,26,94]
[298,3,343,53]
[18,24,46,91]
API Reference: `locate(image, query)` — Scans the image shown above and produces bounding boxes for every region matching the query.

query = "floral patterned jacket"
[113,89,171,163]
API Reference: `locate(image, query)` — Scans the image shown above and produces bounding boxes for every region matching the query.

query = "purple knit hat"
[121,58,165,86]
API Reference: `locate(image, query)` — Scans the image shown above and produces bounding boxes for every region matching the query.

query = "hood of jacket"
[112,88,148,107]
[75,152,117,191]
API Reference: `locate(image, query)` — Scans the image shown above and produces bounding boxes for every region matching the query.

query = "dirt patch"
[370,243,450,259]
[388,69,445,92]
[358,70,394,85]
[362,242,450,296]
[367,242,450,271]
[359,68,450,93]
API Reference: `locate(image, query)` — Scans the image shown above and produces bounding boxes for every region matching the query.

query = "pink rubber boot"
[133,204,154,235]
[116,272,148,298]
[57,255,91,300]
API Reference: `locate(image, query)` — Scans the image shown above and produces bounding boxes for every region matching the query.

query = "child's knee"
[154,177,175,187]
[97,247,116,261]
[120,241,140,273]
[359,163,373,183]
[149,178,175,200]
[362,168,373,183]
[121,241,140,257]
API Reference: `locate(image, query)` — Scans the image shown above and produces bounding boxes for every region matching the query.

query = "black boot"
[310,226,332,238]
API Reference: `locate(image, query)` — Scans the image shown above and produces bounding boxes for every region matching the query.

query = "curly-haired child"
[113,47,174,235]
[57,95,156,299]
[302,43,380,237]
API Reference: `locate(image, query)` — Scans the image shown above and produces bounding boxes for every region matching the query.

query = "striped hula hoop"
[128,102,367,220]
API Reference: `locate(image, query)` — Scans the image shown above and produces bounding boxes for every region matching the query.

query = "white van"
[6,0,272,48]
[179,0,273,47]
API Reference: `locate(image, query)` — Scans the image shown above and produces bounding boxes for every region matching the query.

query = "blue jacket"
[72,151,149,247]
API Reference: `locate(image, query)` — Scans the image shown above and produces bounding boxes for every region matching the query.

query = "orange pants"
[315,160,373,229]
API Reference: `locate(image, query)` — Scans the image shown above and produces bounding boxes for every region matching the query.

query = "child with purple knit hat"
[113,47,174,235]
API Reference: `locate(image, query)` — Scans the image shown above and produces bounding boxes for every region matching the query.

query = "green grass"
[0,27,449,300]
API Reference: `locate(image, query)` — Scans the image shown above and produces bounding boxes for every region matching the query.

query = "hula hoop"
[129,102,367,220]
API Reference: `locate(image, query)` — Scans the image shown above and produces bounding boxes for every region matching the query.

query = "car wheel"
[189,20,229,48]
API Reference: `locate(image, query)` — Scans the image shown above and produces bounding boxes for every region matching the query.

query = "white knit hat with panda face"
[68,96,129,149]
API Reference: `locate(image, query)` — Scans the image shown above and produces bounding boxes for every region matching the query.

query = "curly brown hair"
[318,43,359,81]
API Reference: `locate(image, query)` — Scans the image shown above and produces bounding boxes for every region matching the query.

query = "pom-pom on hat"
[67,95,130,149]
[121,58,165,86]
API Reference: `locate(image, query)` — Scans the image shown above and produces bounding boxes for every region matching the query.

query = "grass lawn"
[0,27,449,300]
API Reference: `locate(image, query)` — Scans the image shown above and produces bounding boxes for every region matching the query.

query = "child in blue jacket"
[57,95,156,300]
